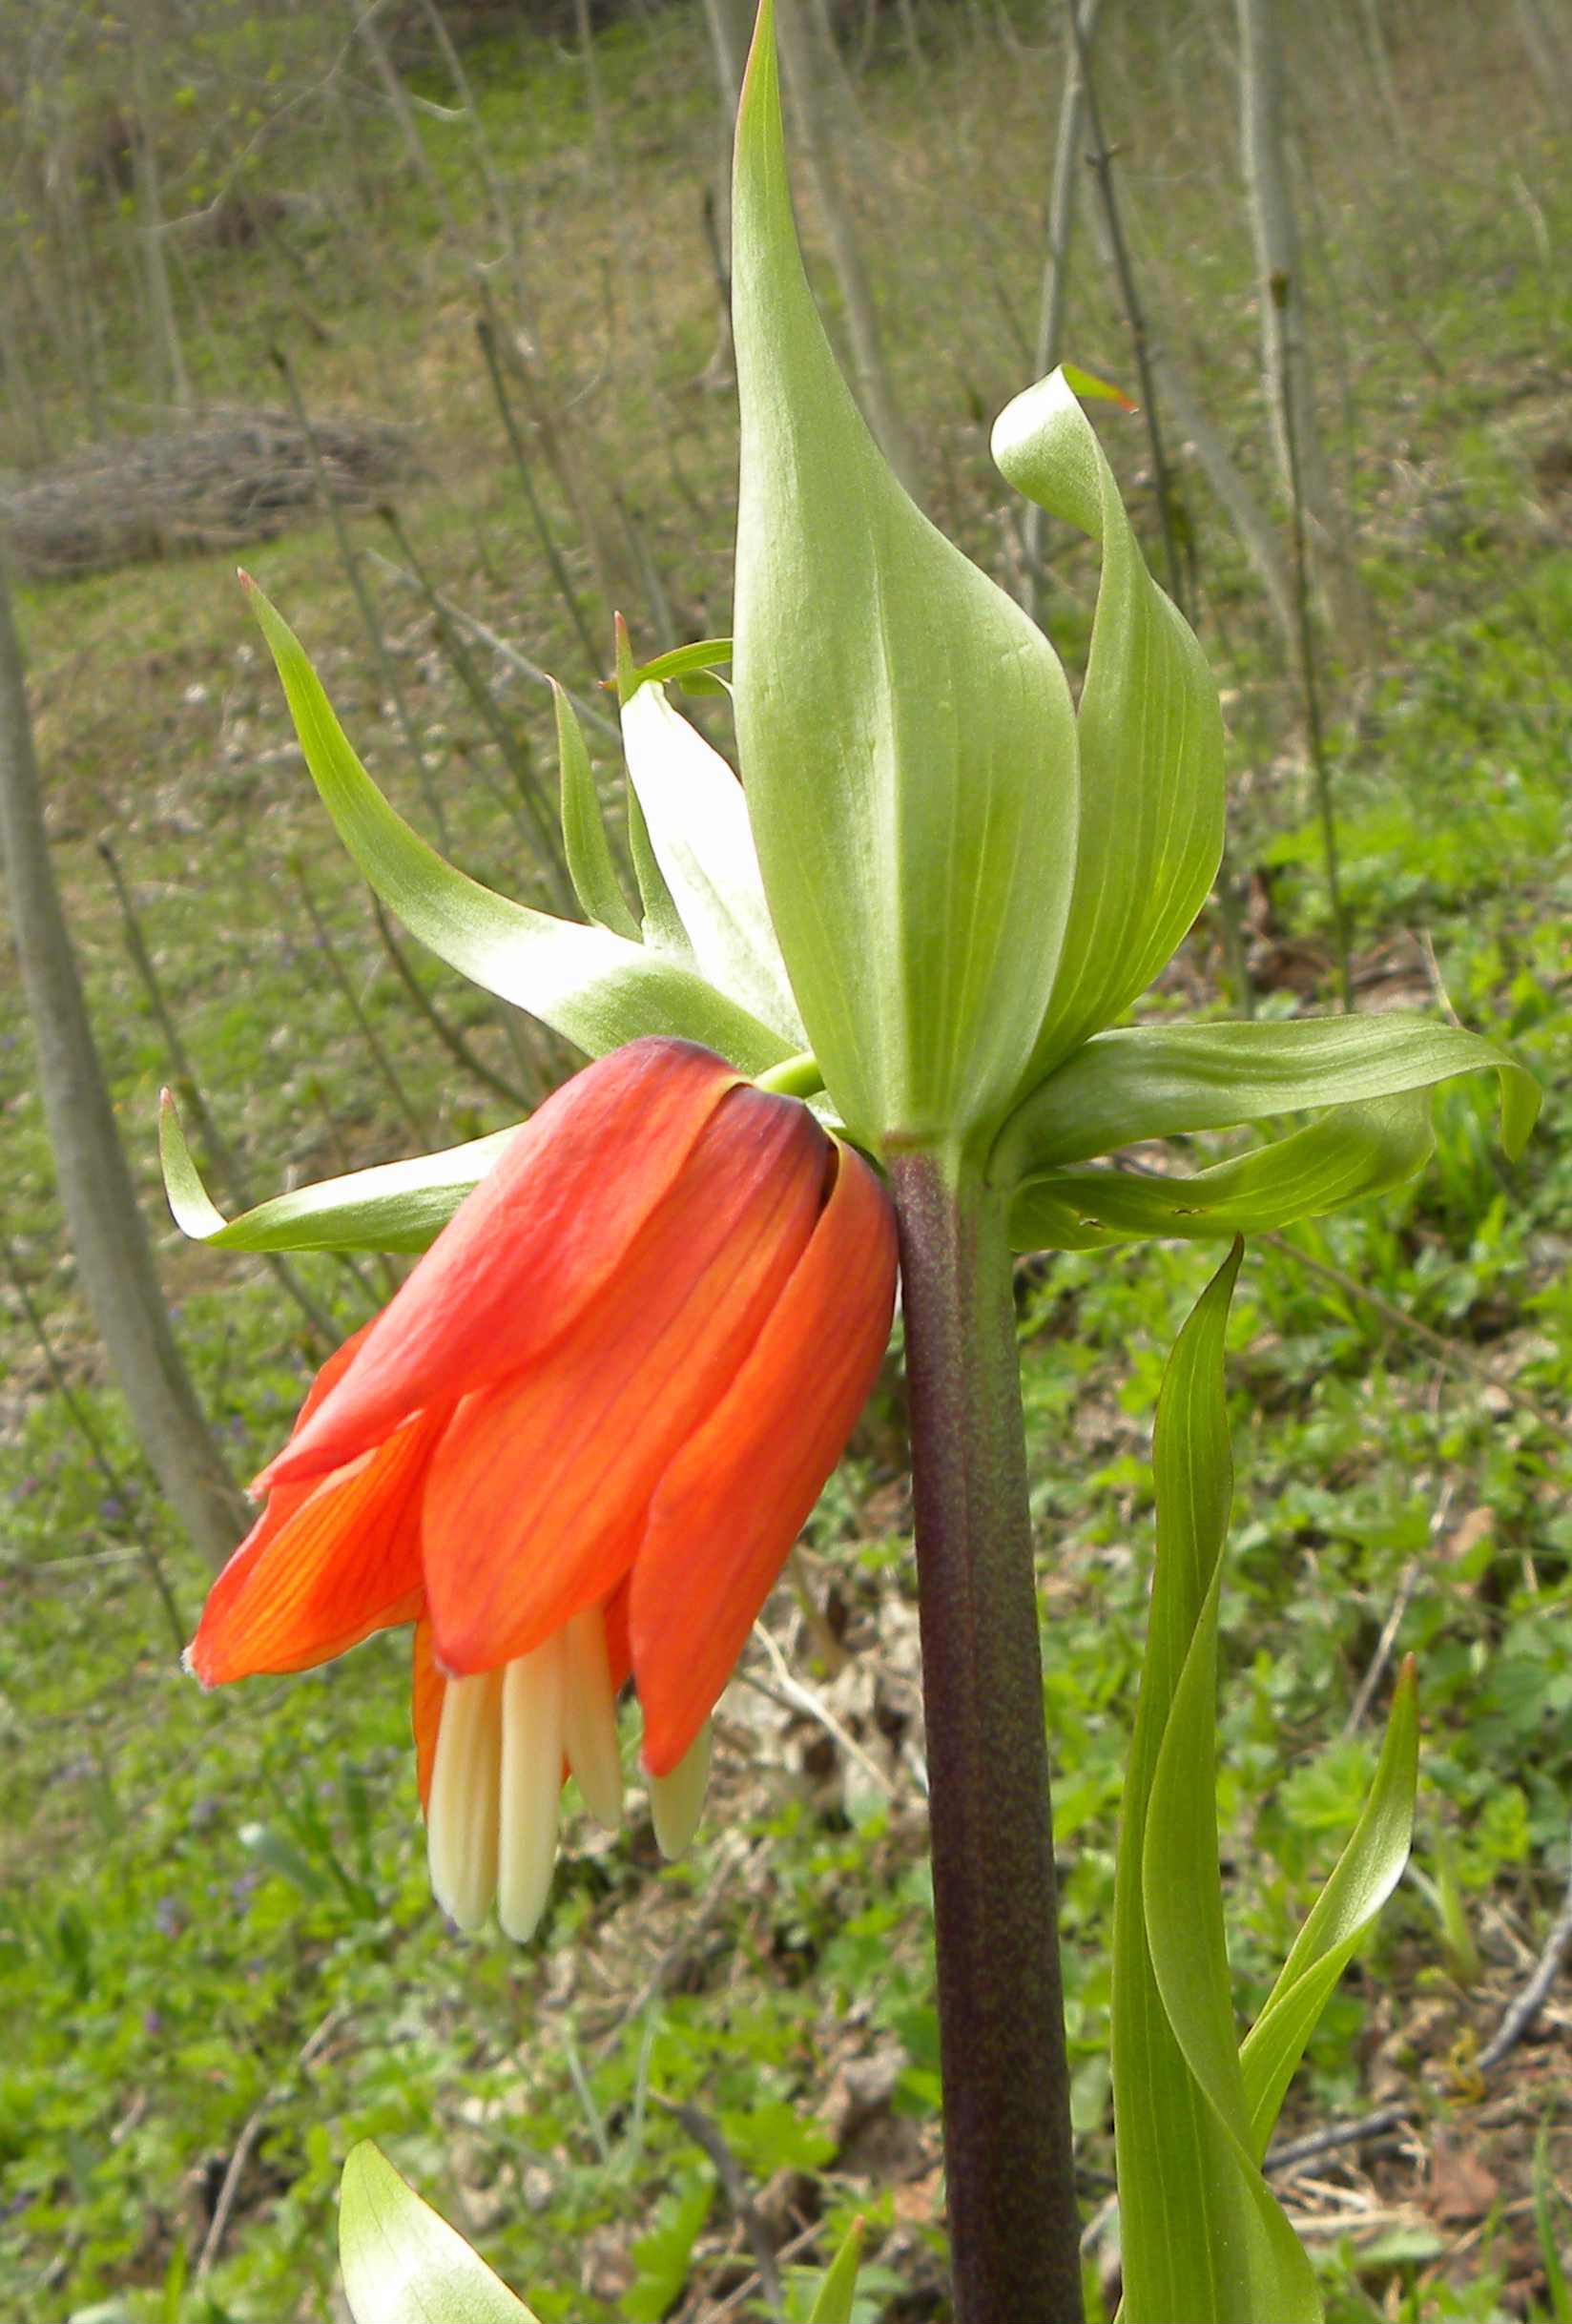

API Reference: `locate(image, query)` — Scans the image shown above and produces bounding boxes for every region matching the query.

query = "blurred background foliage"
[0,0,1569,2315]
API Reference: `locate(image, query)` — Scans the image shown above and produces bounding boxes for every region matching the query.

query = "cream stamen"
[497,1636,567,1941]
[426,1668,504,1929]
[562,1606,624,1830]
[649,1718,712,1860]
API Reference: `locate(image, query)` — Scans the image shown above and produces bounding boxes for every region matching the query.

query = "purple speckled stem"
[889,1148,1084,2324]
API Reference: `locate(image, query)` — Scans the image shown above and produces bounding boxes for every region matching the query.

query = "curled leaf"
[998,1013,1540,1178]
[161,1089,511,1255]
[1010,1092,1434,1252]
[993,370,1224,1074]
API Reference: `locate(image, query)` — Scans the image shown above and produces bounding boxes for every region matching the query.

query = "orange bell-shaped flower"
[188,1037,898,1939]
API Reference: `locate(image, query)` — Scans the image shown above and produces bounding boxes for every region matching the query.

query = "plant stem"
[888,1148,1084,2324]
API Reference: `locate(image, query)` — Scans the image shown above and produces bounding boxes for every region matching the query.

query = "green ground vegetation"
[1,3,1569,2317]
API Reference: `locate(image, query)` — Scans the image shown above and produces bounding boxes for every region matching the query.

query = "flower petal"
[631,1140,898,1774]
[188,1401,445,1684]
[412,1620,445,1815]
[260,1040,744,1490]
[422,1084,829,1673]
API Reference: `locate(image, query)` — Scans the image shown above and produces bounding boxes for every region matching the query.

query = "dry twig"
[655,2093,783,2314]
[195,2005,346,2282]
[1478,1818,1572,2072]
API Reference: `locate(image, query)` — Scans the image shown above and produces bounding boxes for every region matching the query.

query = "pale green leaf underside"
[160,1089,511,1255]
[246,584,790,1076]
[1001,1013,1539,1176]
[993,370,1225,1080]
[1114,1246,1321,2323]
[340,2142,536,2324]
[1009,1091,1434,1252]
[619,680,805,1046]
[731,0,1079,1148]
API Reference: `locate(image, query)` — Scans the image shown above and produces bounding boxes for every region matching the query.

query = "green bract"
[732,0,1080,1154]
[618,660,805,1047]
[992,370,1225,1078]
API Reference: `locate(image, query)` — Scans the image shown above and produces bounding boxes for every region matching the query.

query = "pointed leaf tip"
[992,366,1225,1072]
[613,612,638,705]
[808,2214,865,2322]
[159,1090,229,1241]
[732,3,1079,1147]
[340,2141,537,2324]
[244,582,791,1072]
[1239,1659,1418,2157]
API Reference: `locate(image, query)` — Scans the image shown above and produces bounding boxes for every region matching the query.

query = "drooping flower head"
[189,1037,898,1940]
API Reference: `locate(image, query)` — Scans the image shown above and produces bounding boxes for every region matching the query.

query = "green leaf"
[998,1013,1540,1176]
[245,580,791,1074]
[731,0,1079,1152]
[1010,1092,1434,1252]
[992,370,1225,1073]
[1239,1662,1418,2159]
[620,680,805,1045]
[1113,1246,1321,2323]
[1058,362,1136,409]
[623,2180,714,2324]
[552,680,638,940]
[339,2142,536,2324]
[160,1089,509,1255]
[627,635,734,694]
[808,2217,864,2323]
[1534,2128,1572,2324]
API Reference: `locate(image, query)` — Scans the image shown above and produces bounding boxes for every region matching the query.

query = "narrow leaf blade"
[552,679,638,939]
[807,2216,864,2323]
[1115,1246,1321,2323]
[245,580,790,1072]
[628,636,734,692]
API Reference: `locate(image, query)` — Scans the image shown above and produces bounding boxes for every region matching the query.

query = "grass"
[2,1,1571,2317]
